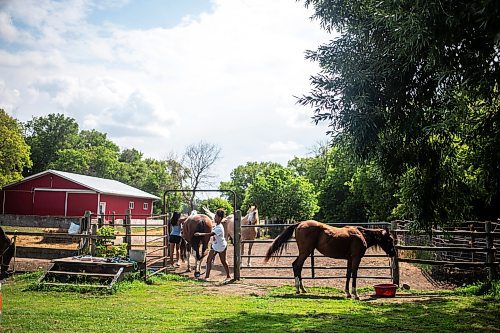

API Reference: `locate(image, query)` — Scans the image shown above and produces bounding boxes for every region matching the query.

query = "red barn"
[1,170,160,218]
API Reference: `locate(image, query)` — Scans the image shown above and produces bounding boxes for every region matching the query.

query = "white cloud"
[269,141,303,153]
[0,0,334,182]
[0,12,18,42]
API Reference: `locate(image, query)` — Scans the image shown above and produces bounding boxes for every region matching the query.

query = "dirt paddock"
[9,240,454,295]
[168,242,454,291]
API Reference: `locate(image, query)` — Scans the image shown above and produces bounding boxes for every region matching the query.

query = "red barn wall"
[2,172,156,218]
[100,194,154,218]
[3,190,34,215]
[33,190,66,216]
[3,174,88,191]
[67,193,98,217]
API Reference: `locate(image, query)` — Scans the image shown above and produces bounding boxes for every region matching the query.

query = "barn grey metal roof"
[10,170,160,200]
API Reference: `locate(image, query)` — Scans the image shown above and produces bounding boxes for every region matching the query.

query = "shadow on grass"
[191,297,499,333]
[271,293,345,300]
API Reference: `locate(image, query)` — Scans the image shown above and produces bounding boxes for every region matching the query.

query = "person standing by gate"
[195,208,231,281]
[168,212,182,267]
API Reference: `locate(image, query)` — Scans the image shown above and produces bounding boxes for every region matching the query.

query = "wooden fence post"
[110,212,115,227]
[90,224,97,256]
[390,220,400,286]
[485,221,496,281]
[125,209,132,253]
[79,211,92,254]
[83,211,91,233]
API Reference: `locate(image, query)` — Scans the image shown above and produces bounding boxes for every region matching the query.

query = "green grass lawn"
[1,273,499,333]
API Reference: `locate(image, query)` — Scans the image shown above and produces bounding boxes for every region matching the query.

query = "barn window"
[143,203,148,210]
[129,201,134,209]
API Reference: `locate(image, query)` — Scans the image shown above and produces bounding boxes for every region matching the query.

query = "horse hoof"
[194,272,200,278]
[354,296,360,301]
[345,294,352,299]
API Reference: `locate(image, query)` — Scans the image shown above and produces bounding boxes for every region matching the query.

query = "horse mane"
[357,227,384,250]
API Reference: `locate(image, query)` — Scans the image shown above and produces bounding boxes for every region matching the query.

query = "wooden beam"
[398,258,499,267]
[15,247,76,259]
[396,245,495,252]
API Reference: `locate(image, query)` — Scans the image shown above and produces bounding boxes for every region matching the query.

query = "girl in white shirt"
[195,208,231,281]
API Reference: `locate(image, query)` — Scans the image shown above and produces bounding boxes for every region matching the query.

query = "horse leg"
[246,242,253,267]
[194,246,201,278]
[292,253,309,294]
[351,256,362,300]
[186,244,192,272]
[345,259,352,298]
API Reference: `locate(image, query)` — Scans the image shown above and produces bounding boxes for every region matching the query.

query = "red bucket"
[374,283,397,297]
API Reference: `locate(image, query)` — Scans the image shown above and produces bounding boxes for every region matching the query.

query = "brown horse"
[224,205,259,266]
[265,220,396,300]
[0,226,15,280]
[180,213,213,278]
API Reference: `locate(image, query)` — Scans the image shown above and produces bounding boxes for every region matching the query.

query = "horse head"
[357,226,397,257]
[245,205,259,225]
[0,226,14,279]
[377,227,397,257]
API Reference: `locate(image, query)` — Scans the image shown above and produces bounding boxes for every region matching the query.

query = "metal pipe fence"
[234,221,396,282]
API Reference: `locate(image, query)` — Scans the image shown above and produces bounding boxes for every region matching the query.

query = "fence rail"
[236,221,395,282]
[393,220,499,280]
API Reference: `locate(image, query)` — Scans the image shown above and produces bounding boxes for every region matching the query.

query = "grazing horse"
[0,226,15,279]
[265,220,396,300]
[180,213,213,278]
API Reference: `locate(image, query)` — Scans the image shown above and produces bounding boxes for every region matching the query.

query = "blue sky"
[88,0,214,29]
[0,0,334,187]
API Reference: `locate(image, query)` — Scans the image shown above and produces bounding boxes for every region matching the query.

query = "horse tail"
[192,219,207,260]
[265,223,299,262]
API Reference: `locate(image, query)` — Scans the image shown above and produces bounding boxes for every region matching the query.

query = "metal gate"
[161,189,241,279]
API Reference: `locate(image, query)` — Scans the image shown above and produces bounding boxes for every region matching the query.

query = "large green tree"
[50,129,120,179]
[299,0,500,228]
[220,161,282,210]
[0,109,32,186]
[244,165,319,223]
[23,113,79,175]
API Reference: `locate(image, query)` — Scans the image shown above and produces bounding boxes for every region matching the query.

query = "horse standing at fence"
[181,213,214,278]
[224,205,259,267]
[0,226,15,279]
[265,220,396,300]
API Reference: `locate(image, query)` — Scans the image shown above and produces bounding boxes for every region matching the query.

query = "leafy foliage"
[95,226,127,258]
[0,109,32,187]
[299,0,500,228]
[23,113,79,175]
[197,197,234,215]
[244,164,319,222]
[220,161,282,210]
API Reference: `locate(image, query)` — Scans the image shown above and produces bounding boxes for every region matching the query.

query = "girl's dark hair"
[215,208,225,219]
[170,212,181,226]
